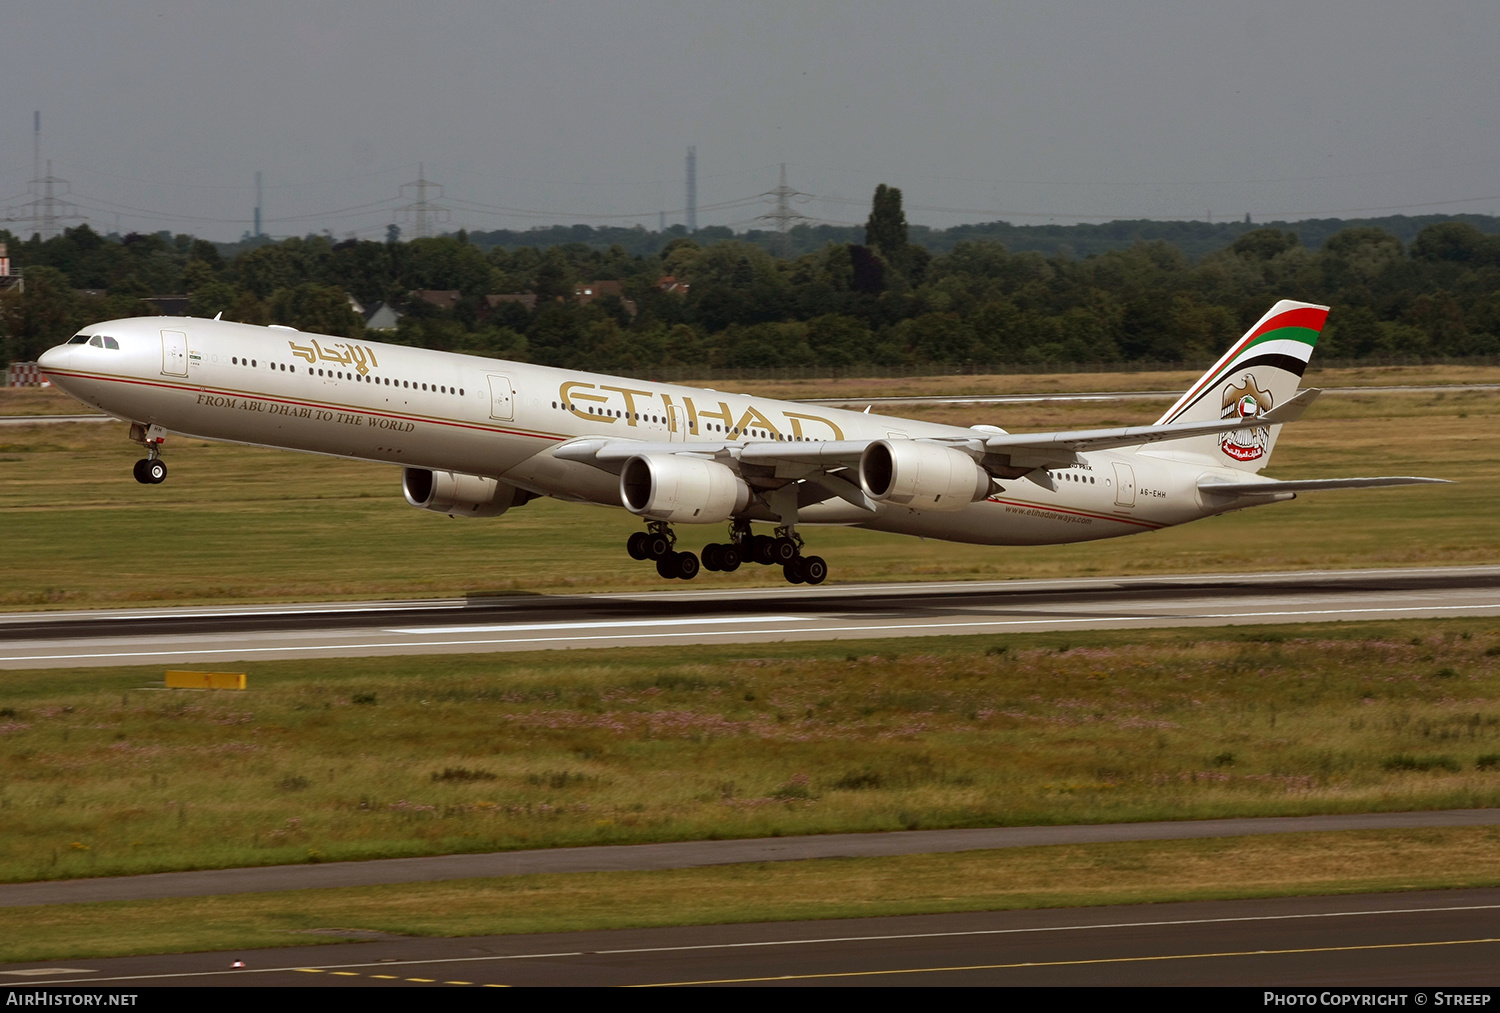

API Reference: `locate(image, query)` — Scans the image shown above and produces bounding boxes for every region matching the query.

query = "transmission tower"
[685,146,697,232]
[395,163,450,239]
[1,113,82,240]
[752,163,813,256]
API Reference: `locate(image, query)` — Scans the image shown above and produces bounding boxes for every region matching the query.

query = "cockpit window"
[68,334,90,344]
[102,336,119,349]
[88,335,103,347]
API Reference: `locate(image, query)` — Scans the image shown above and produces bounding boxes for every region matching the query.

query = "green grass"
[0,385,1494,609]
[2,621,1498,884]
[5,826,1500,964]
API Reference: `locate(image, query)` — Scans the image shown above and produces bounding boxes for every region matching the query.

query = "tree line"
[4,188,1500,373]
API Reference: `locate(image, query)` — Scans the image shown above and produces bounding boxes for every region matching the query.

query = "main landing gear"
[627,521,700,580]
[128,423,168,485]
[626,520,827,585]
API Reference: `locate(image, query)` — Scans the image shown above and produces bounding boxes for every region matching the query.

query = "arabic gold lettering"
[312,339,351,366]
[288,341,316,364]
[346,344,370,376]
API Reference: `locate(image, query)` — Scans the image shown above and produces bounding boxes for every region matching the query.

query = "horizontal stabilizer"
[983,388,1322,468]
[1198,475,1452,496]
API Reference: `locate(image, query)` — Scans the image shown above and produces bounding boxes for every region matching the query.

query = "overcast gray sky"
[3,1,1497,242]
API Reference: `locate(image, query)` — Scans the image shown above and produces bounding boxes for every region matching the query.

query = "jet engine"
[859,440,992,511]
[403,468,529,518]
[620,454,751,524]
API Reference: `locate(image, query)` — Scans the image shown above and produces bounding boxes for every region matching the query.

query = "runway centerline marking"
[17,903,1500,984]
[630,936,1500,986]
[386,615,814,634]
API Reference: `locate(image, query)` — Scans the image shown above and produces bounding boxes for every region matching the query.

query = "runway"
[4,888,1498,986]
[3,808,1497,909]
[1,565,1498,669]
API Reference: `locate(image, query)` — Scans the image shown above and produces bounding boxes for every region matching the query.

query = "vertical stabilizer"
[1151,300,1329,471]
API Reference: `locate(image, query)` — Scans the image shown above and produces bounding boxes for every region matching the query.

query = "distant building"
[574,280,636,317]
[656,274,690,297]
[410,289,461,312]
[486,292,537,313]
[0,244,20,293]
[363,301,403,331]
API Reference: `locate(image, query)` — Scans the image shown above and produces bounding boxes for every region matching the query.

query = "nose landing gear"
[129,423,168,485]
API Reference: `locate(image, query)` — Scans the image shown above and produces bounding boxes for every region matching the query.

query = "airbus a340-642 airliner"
[36,299,1443,585]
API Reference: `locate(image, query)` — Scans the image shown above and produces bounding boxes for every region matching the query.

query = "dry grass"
[2,622,1498,884]
[4,826,1499,963]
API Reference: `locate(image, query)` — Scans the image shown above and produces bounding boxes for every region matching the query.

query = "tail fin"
[1150,299,1329,471]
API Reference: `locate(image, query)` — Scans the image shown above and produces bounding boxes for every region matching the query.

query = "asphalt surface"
[3,888,1497,986]
[3,808,1498,910]
[3,565,1498,669]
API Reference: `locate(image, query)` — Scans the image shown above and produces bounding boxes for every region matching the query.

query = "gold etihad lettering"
[287,339,381,376]
[598,384,654,427]
[557,379,842,441]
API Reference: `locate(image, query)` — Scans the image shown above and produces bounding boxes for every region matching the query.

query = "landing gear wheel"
[772,536,798,565]
[783,560,806,584]
[801,555,828,585]
[145,459,167,484]
[674,551,700,581]
[656,553,678,579]
[645,533,672,560]
[718,544,741,572]
[132,459,152,484]
[752,535,777,566]
[627,532,650,560]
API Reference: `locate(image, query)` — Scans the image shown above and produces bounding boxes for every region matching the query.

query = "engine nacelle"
[859,439,992,511]
[403,468,526,518]
[620,454,751,524]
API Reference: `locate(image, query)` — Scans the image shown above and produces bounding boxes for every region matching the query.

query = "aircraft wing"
[553,389,1327,492]
[1198,476,1453,496]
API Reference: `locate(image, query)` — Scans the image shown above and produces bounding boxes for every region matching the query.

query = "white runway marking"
[4,602,1498,664]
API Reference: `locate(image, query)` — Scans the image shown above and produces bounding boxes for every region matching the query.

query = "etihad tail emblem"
[1219,373,1272,462]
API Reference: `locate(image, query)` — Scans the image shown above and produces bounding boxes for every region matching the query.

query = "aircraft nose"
[37,343,71,374]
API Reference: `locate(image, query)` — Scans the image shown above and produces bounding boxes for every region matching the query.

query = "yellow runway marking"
[329,971,359,976]
[630,936,1500,986]
[295,968,323,974]
[406,977,435,982]
[370,974,399,979]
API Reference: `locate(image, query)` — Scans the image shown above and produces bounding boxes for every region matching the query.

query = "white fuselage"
[38,317,1257,546]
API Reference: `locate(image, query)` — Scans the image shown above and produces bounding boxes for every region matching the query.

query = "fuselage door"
[487,374,514,421]
[1112,462,1136,507]
[160,330,188,377]
[667,403,685,443]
